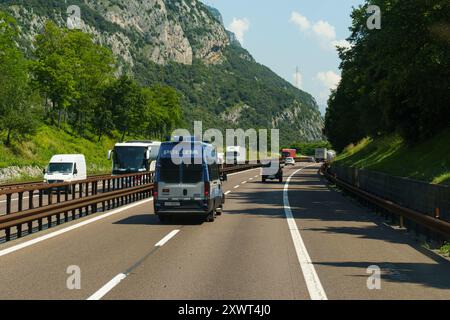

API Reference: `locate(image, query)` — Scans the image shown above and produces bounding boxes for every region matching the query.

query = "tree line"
[324,0,450,152]
[0,12,182,145]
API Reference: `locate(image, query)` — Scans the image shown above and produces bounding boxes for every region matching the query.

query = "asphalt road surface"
[0,163,449,300]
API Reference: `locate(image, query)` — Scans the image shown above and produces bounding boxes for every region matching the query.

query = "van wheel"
[206,211,215,222]
[216,205,223,216]
[279,177,283,183]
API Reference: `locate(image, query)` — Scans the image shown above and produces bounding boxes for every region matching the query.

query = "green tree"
[32,21,79,127]
[104,76,145,141]
[325,0,450,151]
[0,12,39,145]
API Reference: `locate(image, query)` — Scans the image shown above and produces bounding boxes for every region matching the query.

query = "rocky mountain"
[0,0,324,144]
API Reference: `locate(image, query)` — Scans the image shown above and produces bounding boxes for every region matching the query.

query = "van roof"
[115,142,161,148]
[50,154,85,162]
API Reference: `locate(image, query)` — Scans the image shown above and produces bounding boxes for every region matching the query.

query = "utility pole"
[295,66,300,89]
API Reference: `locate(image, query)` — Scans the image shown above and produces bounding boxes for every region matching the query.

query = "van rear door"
[158,159,205,200]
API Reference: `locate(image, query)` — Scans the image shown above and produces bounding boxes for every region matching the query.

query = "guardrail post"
[28,190,34,210]
[48,188,52,205]
[38,189,43,208]
[18,192,23,212]
[17,224,22,238]
[6,194,11,215]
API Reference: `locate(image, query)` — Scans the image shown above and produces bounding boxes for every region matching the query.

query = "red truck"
[281,149,297,159]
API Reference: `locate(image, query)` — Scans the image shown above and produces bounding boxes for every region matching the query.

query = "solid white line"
[155,230,180,247]
[283,165,327,300]
[0,198,154,258]
[87,273,127,300]
[225,191,231,195]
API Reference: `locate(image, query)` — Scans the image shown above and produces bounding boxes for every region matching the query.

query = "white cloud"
[316,71,341,90]
[312,20,336,40]
[292,70,303,89]
[290,11,310,32]
[289,11,350,52]
[228,18,250,44]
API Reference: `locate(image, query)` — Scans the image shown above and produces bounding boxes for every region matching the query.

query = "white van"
[44,154,87,184]
[153,138,227,223]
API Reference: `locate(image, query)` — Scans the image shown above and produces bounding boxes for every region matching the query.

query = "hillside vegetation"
[0,125,120,183]
[334,129,450,185]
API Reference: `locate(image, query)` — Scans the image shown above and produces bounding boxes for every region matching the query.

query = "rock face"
[6,0,229,66]
[1,0,324,143]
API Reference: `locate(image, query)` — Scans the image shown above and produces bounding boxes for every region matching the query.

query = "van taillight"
[204,182,210,198]
[153,183,158,199]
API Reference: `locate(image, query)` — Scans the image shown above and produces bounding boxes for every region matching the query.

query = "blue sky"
[201,0,365,114]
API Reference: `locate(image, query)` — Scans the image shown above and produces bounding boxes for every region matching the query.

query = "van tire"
[216,205,223,216]
[206,211,215,222]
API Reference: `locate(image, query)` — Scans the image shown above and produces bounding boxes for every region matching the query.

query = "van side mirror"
[107,150,112,160]
[220,174,228,182]
[149,160,156,172]
[146,149,151,160]
[74,168,78,175]
[43,168,46,174]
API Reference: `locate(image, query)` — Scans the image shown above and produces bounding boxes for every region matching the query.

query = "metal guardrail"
[0,173,112,191]
[321,164,450,239]
[0,172,154,241]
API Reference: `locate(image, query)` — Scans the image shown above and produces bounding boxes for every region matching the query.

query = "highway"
[0,163,449,300]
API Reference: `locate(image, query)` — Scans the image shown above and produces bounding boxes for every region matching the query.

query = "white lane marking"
[88,229,179,300]
[249,178,253,181]
[155,230,180,247]
[233,185,240,189]
[0,198,154,258]
[225,191,231,195]
[241,181,247,185]
[254,175,258,178]
[87,273,127,300]
[284,165,327,300]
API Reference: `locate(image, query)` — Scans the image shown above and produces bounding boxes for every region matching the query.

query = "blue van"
[153,138,226,222]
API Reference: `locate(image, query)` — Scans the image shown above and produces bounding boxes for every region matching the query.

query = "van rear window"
[159,159,180,183]
[159,159,203,183]
[182,164,203,183]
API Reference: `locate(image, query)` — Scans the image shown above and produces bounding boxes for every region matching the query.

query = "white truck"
[225,146,247,165]
[108,141,161,175]
[315,148,328,162]
[43,154,87,184]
